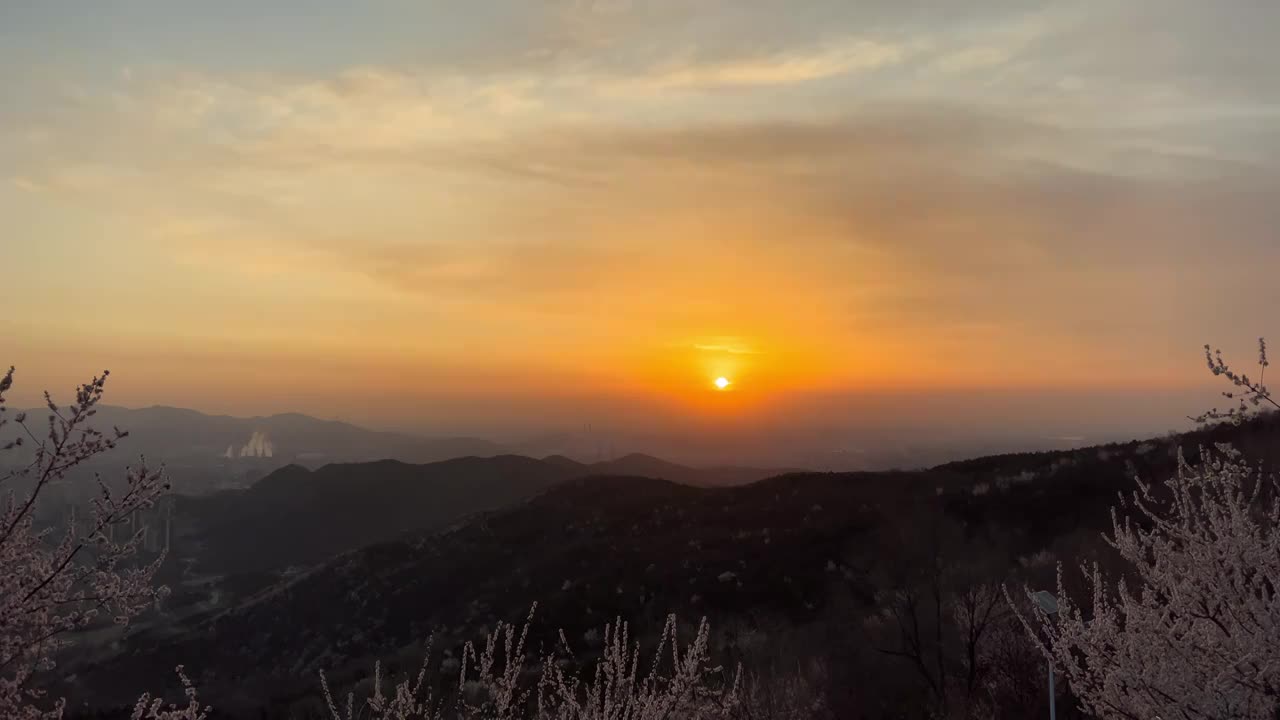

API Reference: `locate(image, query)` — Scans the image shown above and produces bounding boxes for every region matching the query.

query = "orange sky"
[3,1,1278,444]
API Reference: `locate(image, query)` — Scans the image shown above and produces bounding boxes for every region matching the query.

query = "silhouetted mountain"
[587,452,797,487]
[540,454,587,469]
[167,452,800,577]
[173,455,582,574]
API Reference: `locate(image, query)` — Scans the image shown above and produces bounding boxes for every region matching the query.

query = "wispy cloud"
[634,38,912,90]
[694,342,763,355]
[9,177,42,193]
[933,46,1012,73]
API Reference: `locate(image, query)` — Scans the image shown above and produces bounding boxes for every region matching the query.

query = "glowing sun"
[714,376,732,390]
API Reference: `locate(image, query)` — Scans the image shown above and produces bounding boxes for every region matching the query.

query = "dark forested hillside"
[165,453,793,579]
[172,455,580,574]
[56,414,1280,717]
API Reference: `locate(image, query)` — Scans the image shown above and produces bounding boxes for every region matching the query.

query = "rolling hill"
[167,452,797,577]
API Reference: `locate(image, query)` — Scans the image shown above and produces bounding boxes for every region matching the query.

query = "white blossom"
[0,367,171,719]
[1010,445,1280,719]
[320,604,740,720]
[1193,338,1277,425]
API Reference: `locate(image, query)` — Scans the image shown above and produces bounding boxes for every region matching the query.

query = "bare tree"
[952,580,1006,704]
[867,510,1011,718]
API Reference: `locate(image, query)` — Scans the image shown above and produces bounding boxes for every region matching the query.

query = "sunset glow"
[2,1,1276,446]
[714,377,732,391]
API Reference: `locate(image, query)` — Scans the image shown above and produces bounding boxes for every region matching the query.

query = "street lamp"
[1032,591,1059,720]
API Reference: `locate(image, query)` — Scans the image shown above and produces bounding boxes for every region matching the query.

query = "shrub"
[320,605,741,720]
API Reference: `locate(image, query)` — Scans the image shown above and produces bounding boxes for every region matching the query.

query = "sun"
[714,376,732,390]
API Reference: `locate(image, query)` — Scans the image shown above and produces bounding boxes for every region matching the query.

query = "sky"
[3,1,1278,461]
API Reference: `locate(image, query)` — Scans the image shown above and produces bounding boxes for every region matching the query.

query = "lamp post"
[1032,591,1059,720]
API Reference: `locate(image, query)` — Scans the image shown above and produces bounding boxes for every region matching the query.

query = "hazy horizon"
[5,1,1278,460]
[7,383,1217,471]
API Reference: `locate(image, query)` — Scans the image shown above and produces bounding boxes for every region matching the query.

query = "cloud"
[9,177,42,192]
[933,46,1011,73]
[694,341,763,355]
[634,38,912,90]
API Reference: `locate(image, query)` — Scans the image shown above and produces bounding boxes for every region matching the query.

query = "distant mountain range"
[62,404,504,465]
[7,404,508,503]
[17,405,792,499]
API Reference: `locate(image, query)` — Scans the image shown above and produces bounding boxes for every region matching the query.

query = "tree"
[866,508,1011,719]
[0,367,174,719]
[1011,340,1280,719]
[1192,338,1277,425]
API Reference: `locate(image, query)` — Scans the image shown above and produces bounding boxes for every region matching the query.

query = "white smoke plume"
[238,431,274,458]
